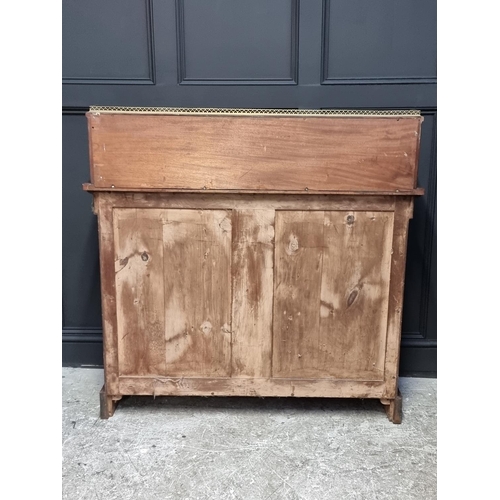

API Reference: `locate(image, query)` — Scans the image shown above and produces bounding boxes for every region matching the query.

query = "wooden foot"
[99,385,119,419]
[380,389,402,424]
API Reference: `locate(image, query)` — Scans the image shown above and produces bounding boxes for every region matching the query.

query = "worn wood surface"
[383,389,403,424]
[87,110,421,421]
[99,385,118,419]
[114,209,166,376]
[273,211,325,377]
[108,203,407,385]
[118,376,386,398]
[231,210,275,377]
[87,192,398,212]
[83,184,425,197]
[318,211,393,379]
[93,191,416,420]
[272,211,393,379]
[113,208,233,378]
[106,203,411,385]
[95,194,119,396]
[162,209,232,377]
[87,114,421,191]
[383,198,414,398]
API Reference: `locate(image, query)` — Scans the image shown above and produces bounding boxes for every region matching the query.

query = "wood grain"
[384,388,403,424]
[88,192,398,212]
[95,194,119,396]
[318,211,393,380]
[99,385,117,419]
[87,109,423,421]
[114,209,166,376]
[118,376,386,399]
[162,209,232,377]
[87,114,421,191]
[83,184,425,197]
[272,211,325,377]
[272,210,394,379]
[231,210,275,377]
[95,197,415,407]
[384,198,414,398]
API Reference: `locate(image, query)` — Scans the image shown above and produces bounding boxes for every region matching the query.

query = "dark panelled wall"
[62,0,436,375]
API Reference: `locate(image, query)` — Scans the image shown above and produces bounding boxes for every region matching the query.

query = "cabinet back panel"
[88,114,421,192]
[112,204,394,382]
[272,210,394,379]
[114,208,232,377]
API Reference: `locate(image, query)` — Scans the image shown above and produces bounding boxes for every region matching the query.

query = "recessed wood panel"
[114,208,233,378]
[88,114,421,192]
[272,210,394,379]
[178,0,298,83]
[318,211,393,379]
[62,0,153,83]
[323,0,437,82]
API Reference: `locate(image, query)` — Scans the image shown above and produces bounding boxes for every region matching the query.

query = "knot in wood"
[200,321,213,335]
[219,216,232,233]
[141,252,149,262]
[346,215,355,225]
[286,234,299,255]
[347,288,359,307]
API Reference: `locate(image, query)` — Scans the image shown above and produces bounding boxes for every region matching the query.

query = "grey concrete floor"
[62,368,436,500]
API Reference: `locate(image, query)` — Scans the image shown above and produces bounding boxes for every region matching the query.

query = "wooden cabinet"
[85,107,423,423]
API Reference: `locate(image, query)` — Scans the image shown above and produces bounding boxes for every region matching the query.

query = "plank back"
[87,113,422,192]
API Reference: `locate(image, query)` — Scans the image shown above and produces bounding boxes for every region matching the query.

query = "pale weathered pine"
[162,209,232,377]
[272,210,394,380]
[382,198,414,401]
[86,191,398,211]
[318,211,394,380]
[272,211,325,377]
[231,210,275,377]
[118,377,386,399]
[114,209,166,376]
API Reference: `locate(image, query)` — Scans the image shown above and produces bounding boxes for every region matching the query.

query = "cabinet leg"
[99,385,119,419]
[380,389,402,424]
